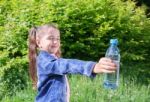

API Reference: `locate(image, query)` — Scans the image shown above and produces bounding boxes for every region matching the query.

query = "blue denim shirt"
[35,50,96,102]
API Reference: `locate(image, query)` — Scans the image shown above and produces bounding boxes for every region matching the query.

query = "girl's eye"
[48,37,60,41]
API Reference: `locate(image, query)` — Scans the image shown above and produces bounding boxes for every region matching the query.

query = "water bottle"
[103,39,120,89]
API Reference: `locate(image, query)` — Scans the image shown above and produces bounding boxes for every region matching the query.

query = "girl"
[28,23,116,102]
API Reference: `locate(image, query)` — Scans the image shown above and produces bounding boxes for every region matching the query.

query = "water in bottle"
[103,39,120,89]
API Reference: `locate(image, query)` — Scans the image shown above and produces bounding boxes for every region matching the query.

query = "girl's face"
[37,27,60,55]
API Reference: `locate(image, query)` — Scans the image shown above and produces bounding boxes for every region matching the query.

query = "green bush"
[0,0,150,99]
[0,57,28,99]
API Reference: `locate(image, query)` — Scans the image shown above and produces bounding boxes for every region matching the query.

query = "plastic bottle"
[103,39,120,89]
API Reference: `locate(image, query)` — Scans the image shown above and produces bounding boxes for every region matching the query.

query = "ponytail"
[28,27,37,89]
[28,23,61,89]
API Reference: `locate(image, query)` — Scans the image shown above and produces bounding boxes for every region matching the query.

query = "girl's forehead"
[42,27,60,37]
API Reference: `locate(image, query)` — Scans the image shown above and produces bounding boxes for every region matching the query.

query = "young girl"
[28,23,116,102]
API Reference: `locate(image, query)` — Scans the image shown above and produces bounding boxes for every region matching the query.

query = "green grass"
[1,63,150,102]
[70,75,150,102]
[1,75,149,102]
[1,86,36,102]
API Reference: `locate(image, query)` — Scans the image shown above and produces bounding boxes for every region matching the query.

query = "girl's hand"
[93,57,116,73]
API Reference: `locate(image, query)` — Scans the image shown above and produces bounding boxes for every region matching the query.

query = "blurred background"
[0,0,149,102]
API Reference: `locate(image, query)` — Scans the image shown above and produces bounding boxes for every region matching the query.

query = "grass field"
[1,64,150,102]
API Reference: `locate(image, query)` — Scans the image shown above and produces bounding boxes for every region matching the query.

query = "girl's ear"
[36,38,41,48]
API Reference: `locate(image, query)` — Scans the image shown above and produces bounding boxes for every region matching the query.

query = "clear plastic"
[103,39,120,89]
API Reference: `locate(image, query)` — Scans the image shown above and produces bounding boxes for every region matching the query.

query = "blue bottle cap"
[110,39,118,45]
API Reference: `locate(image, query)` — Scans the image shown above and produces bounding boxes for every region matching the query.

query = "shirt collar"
[39,50,57,61]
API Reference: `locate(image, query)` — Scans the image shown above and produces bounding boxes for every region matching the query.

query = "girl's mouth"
[51,46,58,48]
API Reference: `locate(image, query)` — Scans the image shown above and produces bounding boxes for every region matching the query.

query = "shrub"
[0,0,150,99]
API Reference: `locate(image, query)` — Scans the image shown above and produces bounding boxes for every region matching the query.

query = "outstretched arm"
[37,57,96,77]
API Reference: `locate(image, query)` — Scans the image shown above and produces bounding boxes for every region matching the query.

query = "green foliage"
[0,0,150,100]
[122,62,150,85]
[0,57,28,100]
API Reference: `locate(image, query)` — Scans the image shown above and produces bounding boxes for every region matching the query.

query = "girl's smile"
[36,27,60,55]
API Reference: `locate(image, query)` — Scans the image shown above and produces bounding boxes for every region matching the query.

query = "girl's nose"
[53,40,58,44]
[52,38,60,44]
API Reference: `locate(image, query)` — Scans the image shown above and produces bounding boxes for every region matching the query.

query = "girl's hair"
[28,24,61,89]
